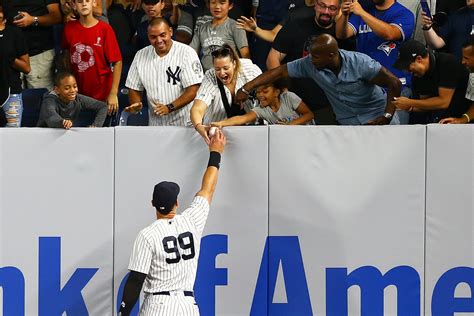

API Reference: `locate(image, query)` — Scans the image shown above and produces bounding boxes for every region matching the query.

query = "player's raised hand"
[209,128,226,154]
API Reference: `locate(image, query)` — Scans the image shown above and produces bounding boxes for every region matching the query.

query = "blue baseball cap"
[152,181,180,214]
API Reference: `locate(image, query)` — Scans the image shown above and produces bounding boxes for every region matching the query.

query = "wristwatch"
[33,16,39,27]
[166,103,175,112]
[383,112,393,120]
[240,87,250,96]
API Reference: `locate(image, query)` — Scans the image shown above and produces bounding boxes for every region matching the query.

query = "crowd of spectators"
[1,0,473,130]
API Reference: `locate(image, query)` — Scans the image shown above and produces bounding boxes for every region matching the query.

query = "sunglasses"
[211,46,232,59]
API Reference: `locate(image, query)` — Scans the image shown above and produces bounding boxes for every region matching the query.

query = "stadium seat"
[21,88,48,127]
[118,109,148,126]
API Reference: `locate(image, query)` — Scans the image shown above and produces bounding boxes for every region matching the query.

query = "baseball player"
[119,128,226,316]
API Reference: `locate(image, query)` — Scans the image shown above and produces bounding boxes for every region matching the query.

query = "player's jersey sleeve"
[182,196,210,234]
[128,230,153,274]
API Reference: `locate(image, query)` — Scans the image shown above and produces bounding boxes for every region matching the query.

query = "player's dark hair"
[148,16,172,29]
[54,72,74,87]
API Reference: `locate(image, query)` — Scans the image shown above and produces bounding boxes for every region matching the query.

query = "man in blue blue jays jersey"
[335,0,414,87]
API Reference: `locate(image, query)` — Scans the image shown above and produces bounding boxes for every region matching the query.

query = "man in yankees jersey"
[124,17,204,126]
[119,128,226,316]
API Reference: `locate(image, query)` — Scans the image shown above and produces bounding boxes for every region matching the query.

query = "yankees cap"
[152,181,180,214]
[393,39,428,71]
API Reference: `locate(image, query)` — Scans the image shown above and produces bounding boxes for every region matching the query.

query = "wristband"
[422,24,432,31]
[166,103,175,112]
[194,123,203,130]
[208,151,221,169]
[462,113,471,123]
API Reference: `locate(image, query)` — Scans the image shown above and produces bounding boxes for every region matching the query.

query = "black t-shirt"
[413,52,470,120]
[0,25,28,93]
[272,16,336,109]
[2,0,59,56]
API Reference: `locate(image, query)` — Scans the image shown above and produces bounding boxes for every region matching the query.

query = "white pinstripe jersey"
[466,73,474,101]
[126,41,204,126]
[194,59,262,124]
[128,196,209,293]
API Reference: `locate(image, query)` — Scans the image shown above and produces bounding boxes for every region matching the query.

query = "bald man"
[236,34,402,125]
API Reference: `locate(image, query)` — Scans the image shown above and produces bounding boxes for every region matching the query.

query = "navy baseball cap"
[152,181,180,214]
[393,40,428,71]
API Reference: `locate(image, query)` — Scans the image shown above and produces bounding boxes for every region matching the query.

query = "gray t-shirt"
[252,91,305,124]
[37,91,107,127]
[190,18,248,71]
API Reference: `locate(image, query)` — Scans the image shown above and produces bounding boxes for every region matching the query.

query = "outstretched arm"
[235,64,289,104]
[212,111,258,128]
[195,129,226,204]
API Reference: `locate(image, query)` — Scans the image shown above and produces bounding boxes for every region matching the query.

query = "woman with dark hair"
[191,43,261,143]
[0,7,30,127]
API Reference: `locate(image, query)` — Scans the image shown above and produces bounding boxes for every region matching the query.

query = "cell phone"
[13,13,24,21]
[420,0,432,19]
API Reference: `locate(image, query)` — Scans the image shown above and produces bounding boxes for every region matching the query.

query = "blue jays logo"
[378,41,397,57]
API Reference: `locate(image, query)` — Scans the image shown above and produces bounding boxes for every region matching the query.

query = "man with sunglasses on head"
[266,0,343,124]
[336,0,414,124]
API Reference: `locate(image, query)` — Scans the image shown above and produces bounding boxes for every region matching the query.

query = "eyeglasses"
[316,1,339,13]
[211,46,232,59]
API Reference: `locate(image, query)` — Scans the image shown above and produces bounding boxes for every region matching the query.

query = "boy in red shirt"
[62,0,122,116]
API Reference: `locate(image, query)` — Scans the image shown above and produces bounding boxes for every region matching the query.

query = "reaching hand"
[130,0,142,12]
[124,102,143,114]
[209,128,226,154]
[366,116,390,125]
[236,16,257,33]
[439,117,468,124]
[63,119,73,129]
[392,97,412,111]
[12,11,34,28]
[195,124,211,145]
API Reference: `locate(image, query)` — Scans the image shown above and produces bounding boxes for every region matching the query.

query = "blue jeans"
[2,94,23,127]
[391,87,412,125]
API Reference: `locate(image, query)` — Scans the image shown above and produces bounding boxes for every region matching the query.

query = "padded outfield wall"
[0,125,472,315]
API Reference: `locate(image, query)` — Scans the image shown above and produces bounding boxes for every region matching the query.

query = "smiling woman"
[190,44,262,144]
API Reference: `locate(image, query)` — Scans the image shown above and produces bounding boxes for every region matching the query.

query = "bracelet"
[422,24,432,31]
[208,151,221,169]
[194,123,203,130]
[462,113,471,123]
